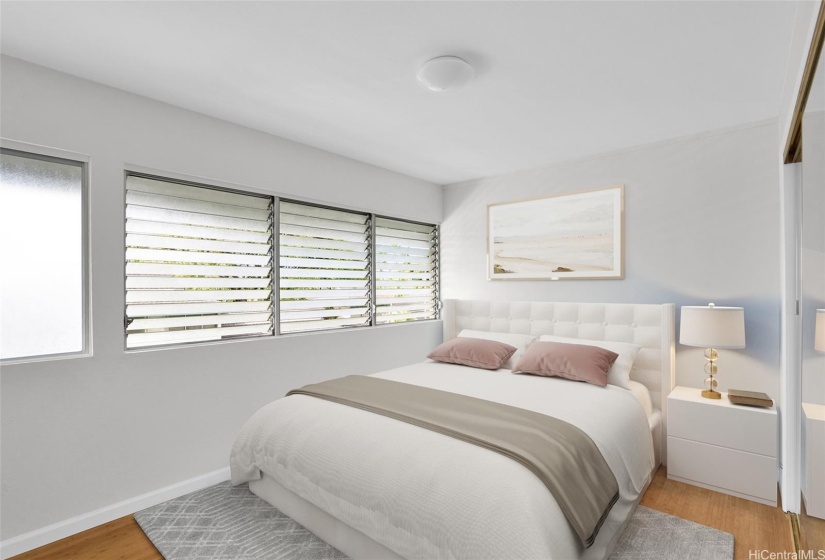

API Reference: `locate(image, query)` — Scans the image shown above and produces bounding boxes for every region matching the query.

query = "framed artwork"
[487,184,624,280]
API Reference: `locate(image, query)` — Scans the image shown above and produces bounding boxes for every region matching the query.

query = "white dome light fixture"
[417,56,475,92]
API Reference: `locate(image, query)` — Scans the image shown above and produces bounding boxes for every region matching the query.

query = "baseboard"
[0,466,230,559]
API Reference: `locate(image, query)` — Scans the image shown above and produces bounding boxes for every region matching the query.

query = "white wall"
[442,122,781,396]
[801,110,825,405]
[0,55,443,543]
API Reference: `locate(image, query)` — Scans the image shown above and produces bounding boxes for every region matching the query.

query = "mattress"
[231,361,656,559]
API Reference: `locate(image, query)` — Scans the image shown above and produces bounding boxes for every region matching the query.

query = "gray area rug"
[610,505,734,560]
[136,482,733,559]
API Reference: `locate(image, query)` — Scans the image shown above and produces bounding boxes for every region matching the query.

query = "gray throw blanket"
[287,375,619,547]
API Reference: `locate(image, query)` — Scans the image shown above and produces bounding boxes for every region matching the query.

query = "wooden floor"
[12,467,809,560]
[10,516,162,560]
[640,468,794,560]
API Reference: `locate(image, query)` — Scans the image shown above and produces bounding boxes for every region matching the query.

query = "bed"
[231,299,675,559]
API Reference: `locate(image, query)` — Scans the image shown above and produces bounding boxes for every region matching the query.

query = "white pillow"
[538,335,641,390]
[458,329,537,370]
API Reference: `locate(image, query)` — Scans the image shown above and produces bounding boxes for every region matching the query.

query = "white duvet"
[231,362,654,560]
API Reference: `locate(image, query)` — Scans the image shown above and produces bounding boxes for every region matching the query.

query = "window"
[0,149,87,361]
[124,173,439,348]
[278,201,371,333]
[124,175,274,348]
[375,217,439,324]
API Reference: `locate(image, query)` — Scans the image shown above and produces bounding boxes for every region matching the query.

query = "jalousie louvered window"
[375,217,438,324]
[125,175,274,348]
[279,201,372,333]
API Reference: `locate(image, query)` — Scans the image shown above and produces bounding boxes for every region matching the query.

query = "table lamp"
[816,309,825,353]
[680,303,746,399]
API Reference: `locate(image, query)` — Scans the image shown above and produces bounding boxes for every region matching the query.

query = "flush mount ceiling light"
[417,56,475,92]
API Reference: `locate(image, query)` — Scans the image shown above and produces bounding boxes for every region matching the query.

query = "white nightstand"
[803,402,825,519]
[667,386,777,506]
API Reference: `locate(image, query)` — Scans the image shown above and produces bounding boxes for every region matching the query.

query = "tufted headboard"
[442,299,676,464]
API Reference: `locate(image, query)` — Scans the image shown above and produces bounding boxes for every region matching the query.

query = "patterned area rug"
[136,482,733,560]
[610,506,734,560]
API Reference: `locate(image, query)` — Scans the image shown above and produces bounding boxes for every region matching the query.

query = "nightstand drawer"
[668,436,776,504]
[668,393,776,456]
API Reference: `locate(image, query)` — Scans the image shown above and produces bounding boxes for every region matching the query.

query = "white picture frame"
[487,184,624,280]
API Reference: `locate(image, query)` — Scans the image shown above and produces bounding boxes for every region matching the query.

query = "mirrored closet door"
[796,7,825,550]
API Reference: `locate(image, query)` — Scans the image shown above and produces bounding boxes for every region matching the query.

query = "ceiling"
[0,1,801,185]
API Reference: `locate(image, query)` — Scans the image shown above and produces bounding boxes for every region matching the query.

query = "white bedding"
[627,380,653,420]
[231,362,655,559]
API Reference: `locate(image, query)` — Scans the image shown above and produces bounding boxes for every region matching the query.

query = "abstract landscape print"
[488,185,624,280]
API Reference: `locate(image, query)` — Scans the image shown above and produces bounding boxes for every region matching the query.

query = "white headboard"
[442,299,676,464]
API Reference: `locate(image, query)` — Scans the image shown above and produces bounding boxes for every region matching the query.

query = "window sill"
[1,350,92,366]
[124,318,442,355]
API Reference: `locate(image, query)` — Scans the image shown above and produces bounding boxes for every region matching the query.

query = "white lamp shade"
[680,304,746,349]
[816,309,825,353]
[417,56,474,92]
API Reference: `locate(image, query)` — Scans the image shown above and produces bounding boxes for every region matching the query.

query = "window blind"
[125,175,274,348]
[375,217,438,324]
[279,201,371,333]
[279,200,370,333]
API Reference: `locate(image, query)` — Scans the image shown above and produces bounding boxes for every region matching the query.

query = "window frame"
[276,197,372,335]
[122,169,440,352]
[0,144,91,364]
[275,198,441,336]
[123,171,277,351]
[371,213,440,327]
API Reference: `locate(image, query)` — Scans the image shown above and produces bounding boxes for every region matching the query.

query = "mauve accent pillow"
[512,341,619,386]
[428,337,517,370]
[457,329,537,370]
[538,335,641,390]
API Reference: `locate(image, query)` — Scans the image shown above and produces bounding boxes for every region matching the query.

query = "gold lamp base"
[701,347,720,399]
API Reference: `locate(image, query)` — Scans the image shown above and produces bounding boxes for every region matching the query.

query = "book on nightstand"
[728,389,773,408]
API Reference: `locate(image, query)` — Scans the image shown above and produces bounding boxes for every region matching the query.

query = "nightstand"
[667,386,777,506]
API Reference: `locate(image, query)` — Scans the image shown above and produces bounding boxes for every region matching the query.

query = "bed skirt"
[249,468,655,560]
[249,474,403,560]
